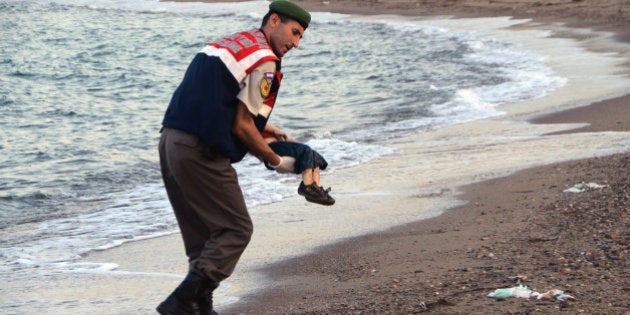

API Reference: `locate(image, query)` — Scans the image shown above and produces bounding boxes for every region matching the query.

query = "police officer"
[156,1,311,314]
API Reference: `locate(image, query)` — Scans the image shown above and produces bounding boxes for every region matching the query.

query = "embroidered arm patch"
[260,72,274,97]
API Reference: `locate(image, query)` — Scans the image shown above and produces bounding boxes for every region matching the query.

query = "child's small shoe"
[298,181,335,206]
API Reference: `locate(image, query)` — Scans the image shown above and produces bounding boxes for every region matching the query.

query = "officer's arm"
[232,102,282,165]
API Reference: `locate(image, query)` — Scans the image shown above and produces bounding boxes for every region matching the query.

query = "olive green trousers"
[159,128,253,285]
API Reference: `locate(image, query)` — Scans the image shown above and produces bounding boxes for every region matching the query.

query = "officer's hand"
[273,129,288,142]
[270,156,295,174]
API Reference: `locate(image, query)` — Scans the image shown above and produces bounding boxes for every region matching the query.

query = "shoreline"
[1,2,627,315]
[215,0,630,313]
[87,1,627,314]
[224,93,630,314]
[170,0,629,33]
[226,153,629,314]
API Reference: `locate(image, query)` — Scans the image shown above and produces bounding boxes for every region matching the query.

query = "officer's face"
[268,14,304,57]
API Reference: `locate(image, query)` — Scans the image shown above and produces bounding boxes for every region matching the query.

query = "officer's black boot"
[156,272,207,315]
[198,281,219,315]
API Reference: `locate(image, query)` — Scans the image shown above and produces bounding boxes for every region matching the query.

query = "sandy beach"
[10,1,625,314]
[220,1,630,314]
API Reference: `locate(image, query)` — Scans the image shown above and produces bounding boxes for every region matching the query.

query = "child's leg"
[301,168,314,186]
[301,167,321,186]
[312,167,321,186]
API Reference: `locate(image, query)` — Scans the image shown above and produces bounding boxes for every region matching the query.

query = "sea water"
[0,0,572,308]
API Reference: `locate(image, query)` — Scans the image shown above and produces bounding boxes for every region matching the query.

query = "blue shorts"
[265,141,328,174]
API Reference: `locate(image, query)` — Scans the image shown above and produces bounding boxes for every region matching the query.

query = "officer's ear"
[268,12,282,27]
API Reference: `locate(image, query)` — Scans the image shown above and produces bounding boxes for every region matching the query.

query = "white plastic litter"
[533,289,576,301]
[563,182,607,193]
[487,284,576,301]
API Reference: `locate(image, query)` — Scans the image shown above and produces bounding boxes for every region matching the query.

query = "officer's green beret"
[269,0,311,29]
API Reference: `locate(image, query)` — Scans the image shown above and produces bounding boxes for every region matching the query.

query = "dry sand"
[225,115,630,314]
